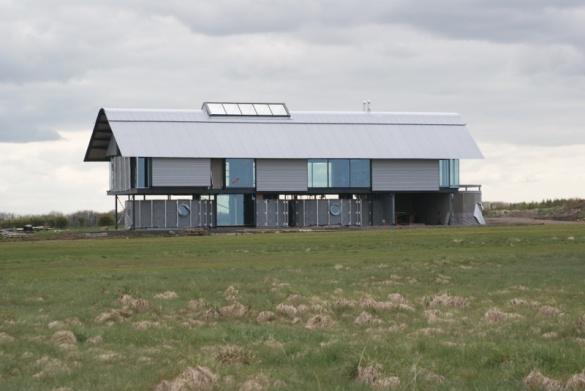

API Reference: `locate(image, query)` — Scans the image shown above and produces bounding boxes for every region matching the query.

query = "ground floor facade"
[121,189,483,229]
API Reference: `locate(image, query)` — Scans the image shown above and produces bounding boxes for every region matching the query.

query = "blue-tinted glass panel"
[439,160,450,187]
[226,159,255,188]
[308,159,328,187]
[350,159,370,187]
[216,194,244,226]
[136,158,146,188]
[329,159,350,187]
[449,159,460,188]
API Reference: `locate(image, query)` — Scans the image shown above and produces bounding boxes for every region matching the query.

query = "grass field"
[1,225,585,390]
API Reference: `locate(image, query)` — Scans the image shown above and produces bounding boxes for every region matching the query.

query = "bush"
[97,214,115,227]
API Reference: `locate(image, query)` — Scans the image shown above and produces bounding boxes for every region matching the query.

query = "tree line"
[0,211,116,229]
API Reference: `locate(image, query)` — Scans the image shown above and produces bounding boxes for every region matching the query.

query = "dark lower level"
[121,191,483,229]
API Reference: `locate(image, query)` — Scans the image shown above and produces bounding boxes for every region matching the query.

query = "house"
[84,102,483,229]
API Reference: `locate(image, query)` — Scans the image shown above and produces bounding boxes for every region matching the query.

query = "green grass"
[1,225,585,390]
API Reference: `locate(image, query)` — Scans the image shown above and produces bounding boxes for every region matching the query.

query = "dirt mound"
[51,330,77,348]
[154,291,179,300]
[567,372,585,389]
[33,356,71,378]
[214,345,253,365]
[256,311,276,323]
[359,296,395,311]
[484,308,522,323]
[187,299,208,311]
[538,306,562,317]
[0,332,15,344]
[354,311,383,326]
[425,293,468,308]
[95,310,127,324]
[239,374,270,391]
[224,286,239,302]
[118,294,150,312]
[523,370,562,391]
[305,314,334,329]
[276,303,298,318]
[155,366,218,391]
[356,363,400,389]
[387,293,407,304]
[219,302,248,318]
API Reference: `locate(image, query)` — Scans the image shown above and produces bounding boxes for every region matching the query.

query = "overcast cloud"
[1,0,584,213]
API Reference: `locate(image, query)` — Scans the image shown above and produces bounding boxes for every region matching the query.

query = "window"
[350,159,370,187]
[217,194,244,226]
[308,159,370,188]
[225,159,255,188]
[131,157,151,188]
[216,194,255,226]
[329,159,350,187]
[308,159,328,187]
[439,159,459,188]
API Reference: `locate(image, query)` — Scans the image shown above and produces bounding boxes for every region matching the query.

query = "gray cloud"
[0,0,584,146]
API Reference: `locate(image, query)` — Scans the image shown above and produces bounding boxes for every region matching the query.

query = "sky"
[1,0,584,214]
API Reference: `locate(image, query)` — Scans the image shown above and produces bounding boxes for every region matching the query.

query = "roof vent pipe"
[366,100,371,112]
[362,100,367,112]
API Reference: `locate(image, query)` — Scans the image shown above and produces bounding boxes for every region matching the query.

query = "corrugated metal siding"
[372,160,439,191]
[151,158,211,187]
[256,159,308,192]
[110,156,131,191]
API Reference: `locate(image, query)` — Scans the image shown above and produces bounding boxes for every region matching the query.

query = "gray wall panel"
[372,160,439,191]
[152,158,211,187]
[110,156,131,192]
[257,159,307,192]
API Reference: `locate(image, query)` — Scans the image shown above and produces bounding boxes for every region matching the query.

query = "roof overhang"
[84,108,114,162]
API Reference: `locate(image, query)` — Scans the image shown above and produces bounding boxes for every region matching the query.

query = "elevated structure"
[84,102,484,229]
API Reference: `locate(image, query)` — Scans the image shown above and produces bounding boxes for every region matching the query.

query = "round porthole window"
[329,202,341,216]
[178,204,191,217]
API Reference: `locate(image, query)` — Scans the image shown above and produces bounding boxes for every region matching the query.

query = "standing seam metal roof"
[84,108,483,161]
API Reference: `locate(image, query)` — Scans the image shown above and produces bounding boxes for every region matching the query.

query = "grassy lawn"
[1,225,585,390]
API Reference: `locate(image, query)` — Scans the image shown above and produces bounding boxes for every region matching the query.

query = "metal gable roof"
[84,108,483,161]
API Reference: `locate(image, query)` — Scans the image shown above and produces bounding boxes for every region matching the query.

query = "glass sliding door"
[216,194,244,226]
[216,194,255,226]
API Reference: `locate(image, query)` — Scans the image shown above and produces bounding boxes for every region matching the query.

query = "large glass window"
[308,159,370,188]
[329,159,350,187]
[349,159,370,187]
[216,194,254,226]
[439,159,459,188]
[216,194,244,226]
[308,159,328,187]
[225,159,255,188]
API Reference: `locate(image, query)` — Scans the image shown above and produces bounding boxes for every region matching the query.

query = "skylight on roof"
[203,102,290,117]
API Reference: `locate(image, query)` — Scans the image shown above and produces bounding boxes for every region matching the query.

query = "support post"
[132,194,136,230]
[114,195,118,230]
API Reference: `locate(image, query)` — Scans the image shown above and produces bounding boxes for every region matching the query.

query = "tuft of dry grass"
[523,370,562,391]
[155,366,218,391]
[154,291,178,300]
